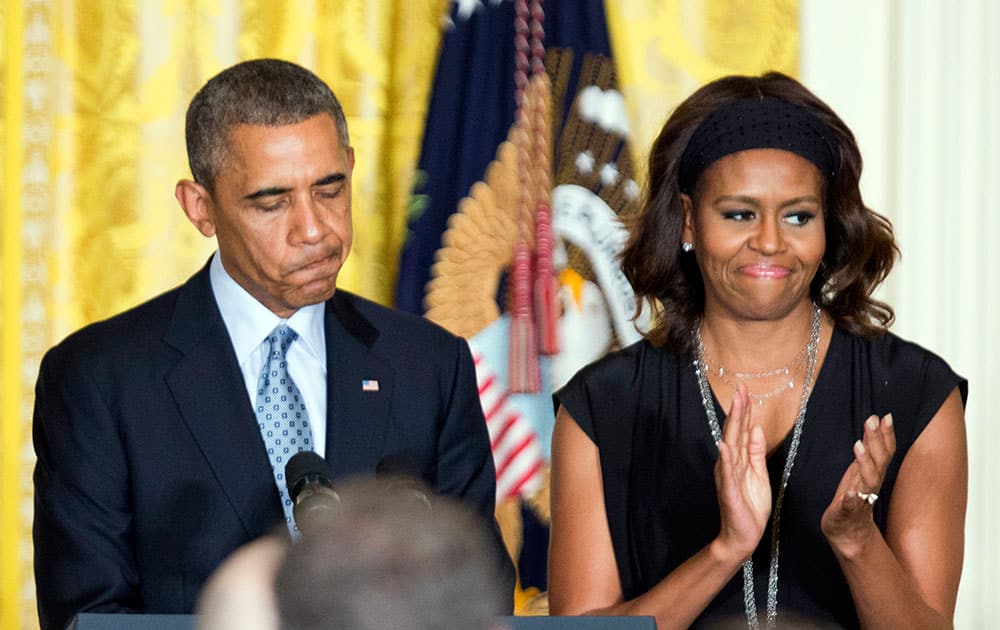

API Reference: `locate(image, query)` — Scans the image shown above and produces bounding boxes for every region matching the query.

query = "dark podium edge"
[68,612,656,629]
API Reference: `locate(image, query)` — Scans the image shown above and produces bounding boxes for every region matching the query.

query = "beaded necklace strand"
[693,304,821,628]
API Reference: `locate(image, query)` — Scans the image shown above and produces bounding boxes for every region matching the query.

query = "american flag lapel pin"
[361,379,380,392]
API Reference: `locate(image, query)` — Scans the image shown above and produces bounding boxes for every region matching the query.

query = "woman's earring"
[682,242,694,252]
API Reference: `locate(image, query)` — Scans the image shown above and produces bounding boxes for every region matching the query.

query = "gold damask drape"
[608,1,798,166]
[1,2,447,626]
[1,1,795,627]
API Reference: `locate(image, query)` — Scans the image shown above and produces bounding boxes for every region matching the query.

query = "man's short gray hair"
[185,58,349,190]
[275,478,507,630]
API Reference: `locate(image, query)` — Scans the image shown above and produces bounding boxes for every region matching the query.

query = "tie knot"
[266,325,298,359]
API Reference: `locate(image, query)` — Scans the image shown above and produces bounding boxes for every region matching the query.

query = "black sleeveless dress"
[555,328,966,629]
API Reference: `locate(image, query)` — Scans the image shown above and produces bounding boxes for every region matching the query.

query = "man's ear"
[175,179,217,238]
[680,193,695,245]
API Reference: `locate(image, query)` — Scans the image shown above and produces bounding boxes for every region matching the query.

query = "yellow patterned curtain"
[607,0,798,177]
[1,1,795,627]
[0,1,446,627]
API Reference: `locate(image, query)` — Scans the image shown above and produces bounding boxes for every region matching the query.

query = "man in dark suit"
[33,59,510,630]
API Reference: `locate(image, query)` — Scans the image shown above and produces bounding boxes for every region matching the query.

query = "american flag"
[473,352,544,501]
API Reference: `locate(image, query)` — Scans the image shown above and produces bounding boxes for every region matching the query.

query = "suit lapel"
[163,264,281,537]
[324,291,395,477]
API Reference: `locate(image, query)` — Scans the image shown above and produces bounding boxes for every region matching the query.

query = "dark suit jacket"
[33,263,509,630]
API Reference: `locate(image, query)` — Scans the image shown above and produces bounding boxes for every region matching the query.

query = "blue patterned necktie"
[255,324,314,534]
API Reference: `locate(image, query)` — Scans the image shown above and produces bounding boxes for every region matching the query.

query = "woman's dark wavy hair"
[621,72,898,353]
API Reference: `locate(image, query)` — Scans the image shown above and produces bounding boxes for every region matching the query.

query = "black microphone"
[285,451,340,536]
[375,452,432,510]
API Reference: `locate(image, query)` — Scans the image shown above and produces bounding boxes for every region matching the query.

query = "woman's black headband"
[677,96,838,194]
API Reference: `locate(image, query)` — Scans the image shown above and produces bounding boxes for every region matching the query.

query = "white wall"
[801,1,1000,626]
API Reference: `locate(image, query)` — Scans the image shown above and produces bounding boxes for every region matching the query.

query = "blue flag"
[397,0,615,313]
[401,0,644,603]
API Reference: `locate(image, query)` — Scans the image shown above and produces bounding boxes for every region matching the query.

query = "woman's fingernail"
[855,439,866,454]
[866,416,878,431]
[884,413,893,428]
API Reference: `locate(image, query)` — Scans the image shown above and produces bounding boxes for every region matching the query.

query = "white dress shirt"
[209,253,328,457]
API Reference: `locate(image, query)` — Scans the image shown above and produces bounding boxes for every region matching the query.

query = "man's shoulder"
[48,283,185,360]
[334,290,463,349]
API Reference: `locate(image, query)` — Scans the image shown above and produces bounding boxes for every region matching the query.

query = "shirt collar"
[209,253,327,368]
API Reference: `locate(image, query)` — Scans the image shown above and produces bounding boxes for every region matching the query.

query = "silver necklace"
[701,347,809,406]
[693,303,821,629]
[703,345,808,380]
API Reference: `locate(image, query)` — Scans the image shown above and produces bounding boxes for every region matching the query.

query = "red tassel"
[508,240,540,393]
[508,0,544,393]
[534,203,559,355]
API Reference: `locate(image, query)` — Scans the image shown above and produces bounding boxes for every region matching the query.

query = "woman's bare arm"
[822,387,967,628]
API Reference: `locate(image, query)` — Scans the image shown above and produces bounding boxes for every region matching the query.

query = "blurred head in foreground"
[197,477,507,630]
[275,477,508,630]
[196,534,288,630]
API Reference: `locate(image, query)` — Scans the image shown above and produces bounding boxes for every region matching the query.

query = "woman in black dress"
[549,72,967,628]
